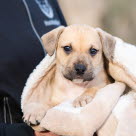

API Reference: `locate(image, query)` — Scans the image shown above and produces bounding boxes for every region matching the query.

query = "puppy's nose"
[75,64,86,75]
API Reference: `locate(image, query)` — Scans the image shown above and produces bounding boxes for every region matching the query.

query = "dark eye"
[89,48,98,56]
[63,46,72,53]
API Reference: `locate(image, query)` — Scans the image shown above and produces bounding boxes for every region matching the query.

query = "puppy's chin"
[72,79,89,87]
[73,79,84,84]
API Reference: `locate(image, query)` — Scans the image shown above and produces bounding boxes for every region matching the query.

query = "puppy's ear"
[96,28,116,62]
[41,26,65,56]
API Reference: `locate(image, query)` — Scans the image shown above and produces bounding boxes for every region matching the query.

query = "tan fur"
[96,28,136,91]
[109,63,136,90]
[96,28,116,61]
[41,26,65,56]
[23,25,115,131]
[73,87,98,107]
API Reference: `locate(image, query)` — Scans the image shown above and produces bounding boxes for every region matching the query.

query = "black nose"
[75,64,86,75]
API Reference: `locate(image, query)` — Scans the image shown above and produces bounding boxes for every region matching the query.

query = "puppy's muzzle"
[63,63,94,82]
[74,64,86,75]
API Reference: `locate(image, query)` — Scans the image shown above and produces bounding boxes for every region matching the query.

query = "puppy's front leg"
[73,87,98,107]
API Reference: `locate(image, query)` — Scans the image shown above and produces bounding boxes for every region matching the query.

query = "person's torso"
[0,0,66,123]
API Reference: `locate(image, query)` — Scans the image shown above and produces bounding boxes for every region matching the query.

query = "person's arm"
[35,131,58,136]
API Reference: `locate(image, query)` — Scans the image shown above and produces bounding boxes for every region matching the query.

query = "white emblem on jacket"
[35,0,54,18]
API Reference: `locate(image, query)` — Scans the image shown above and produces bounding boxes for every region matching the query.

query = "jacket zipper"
[22,0,46,54]
[3,97,13,124]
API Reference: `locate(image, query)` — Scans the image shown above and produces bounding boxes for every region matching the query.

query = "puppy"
[22,24,115,131]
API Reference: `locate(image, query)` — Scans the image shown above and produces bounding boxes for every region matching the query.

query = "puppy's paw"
[73,95,93,108]
[23,103,48,126]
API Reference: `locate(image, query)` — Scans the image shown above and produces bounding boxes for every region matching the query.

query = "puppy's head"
[42,25,115,84]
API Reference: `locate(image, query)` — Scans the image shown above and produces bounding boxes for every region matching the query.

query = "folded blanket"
[40,82,125,136]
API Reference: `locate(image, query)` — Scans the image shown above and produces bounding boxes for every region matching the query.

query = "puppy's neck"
[50,67,86,105]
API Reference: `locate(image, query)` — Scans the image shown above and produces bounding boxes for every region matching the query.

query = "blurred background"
[58,0,136,44]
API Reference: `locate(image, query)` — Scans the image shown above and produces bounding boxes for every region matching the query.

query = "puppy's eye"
[89,48,98,56]
[63,46,72,53]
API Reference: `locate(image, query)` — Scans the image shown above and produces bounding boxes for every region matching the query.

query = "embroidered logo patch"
[35,0,54,18]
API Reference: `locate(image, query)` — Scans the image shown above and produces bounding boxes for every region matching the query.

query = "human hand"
[34,131,59,136]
